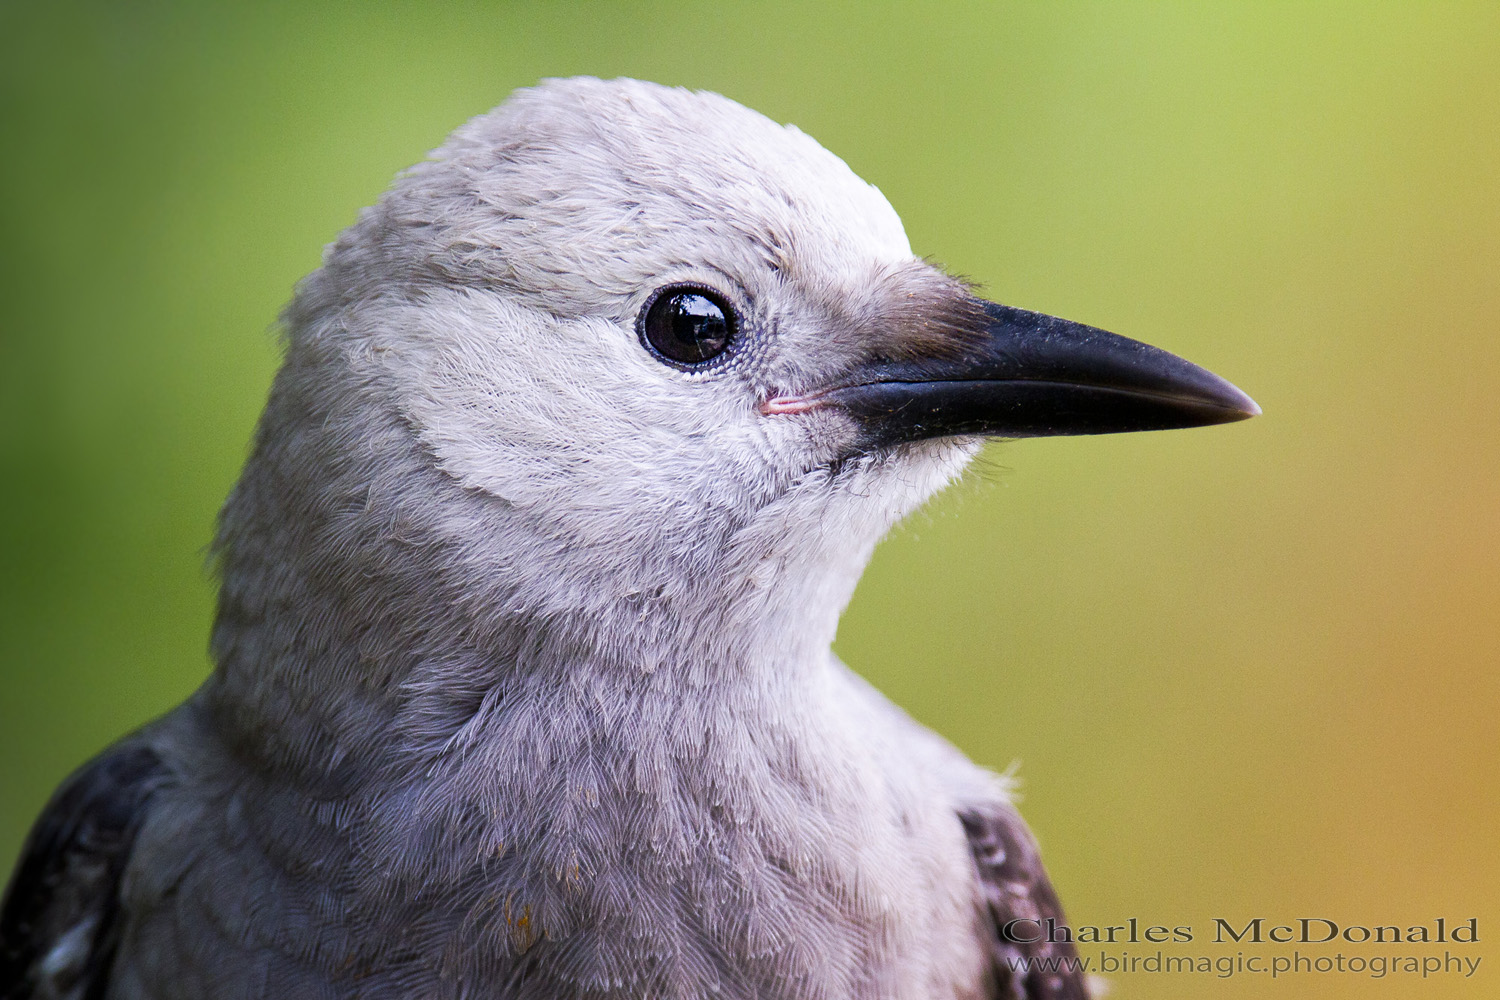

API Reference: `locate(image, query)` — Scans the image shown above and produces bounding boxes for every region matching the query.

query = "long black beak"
[817,300,1259,448]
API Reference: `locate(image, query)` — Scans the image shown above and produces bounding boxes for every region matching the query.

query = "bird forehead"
[405,78,913,297]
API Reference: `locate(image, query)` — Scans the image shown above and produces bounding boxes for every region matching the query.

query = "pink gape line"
[760,395,823,416]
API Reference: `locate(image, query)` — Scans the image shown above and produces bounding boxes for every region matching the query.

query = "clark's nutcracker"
[1,78,1256,1000]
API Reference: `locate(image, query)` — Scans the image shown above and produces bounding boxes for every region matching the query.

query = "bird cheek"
[754,401,871,476]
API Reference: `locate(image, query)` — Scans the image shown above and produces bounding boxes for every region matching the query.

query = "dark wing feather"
[1,743,168,1000]
[960,803,1091,1000]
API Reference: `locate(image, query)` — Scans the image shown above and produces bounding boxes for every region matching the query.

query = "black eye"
[639,285,736,366]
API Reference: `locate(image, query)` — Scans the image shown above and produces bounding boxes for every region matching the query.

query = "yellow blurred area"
[1,4,1495,997]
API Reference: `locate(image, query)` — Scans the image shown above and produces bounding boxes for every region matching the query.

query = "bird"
[0,77,1257,1000]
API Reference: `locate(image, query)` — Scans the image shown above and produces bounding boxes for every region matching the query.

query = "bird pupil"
[643,288,733,365]
[669,294,725,355]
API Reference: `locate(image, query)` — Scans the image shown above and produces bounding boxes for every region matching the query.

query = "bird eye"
[639,285,736,366]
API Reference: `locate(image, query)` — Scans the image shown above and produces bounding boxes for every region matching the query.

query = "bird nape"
[0,77,1255,1000]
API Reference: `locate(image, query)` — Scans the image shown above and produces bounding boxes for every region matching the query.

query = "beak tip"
[1217,382,1262,422]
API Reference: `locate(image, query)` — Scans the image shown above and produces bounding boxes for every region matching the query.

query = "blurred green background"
[2,3,1496,997]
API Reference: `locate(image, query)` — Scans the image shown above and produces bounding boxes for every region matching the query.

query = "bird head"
[215,77,1256,685]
